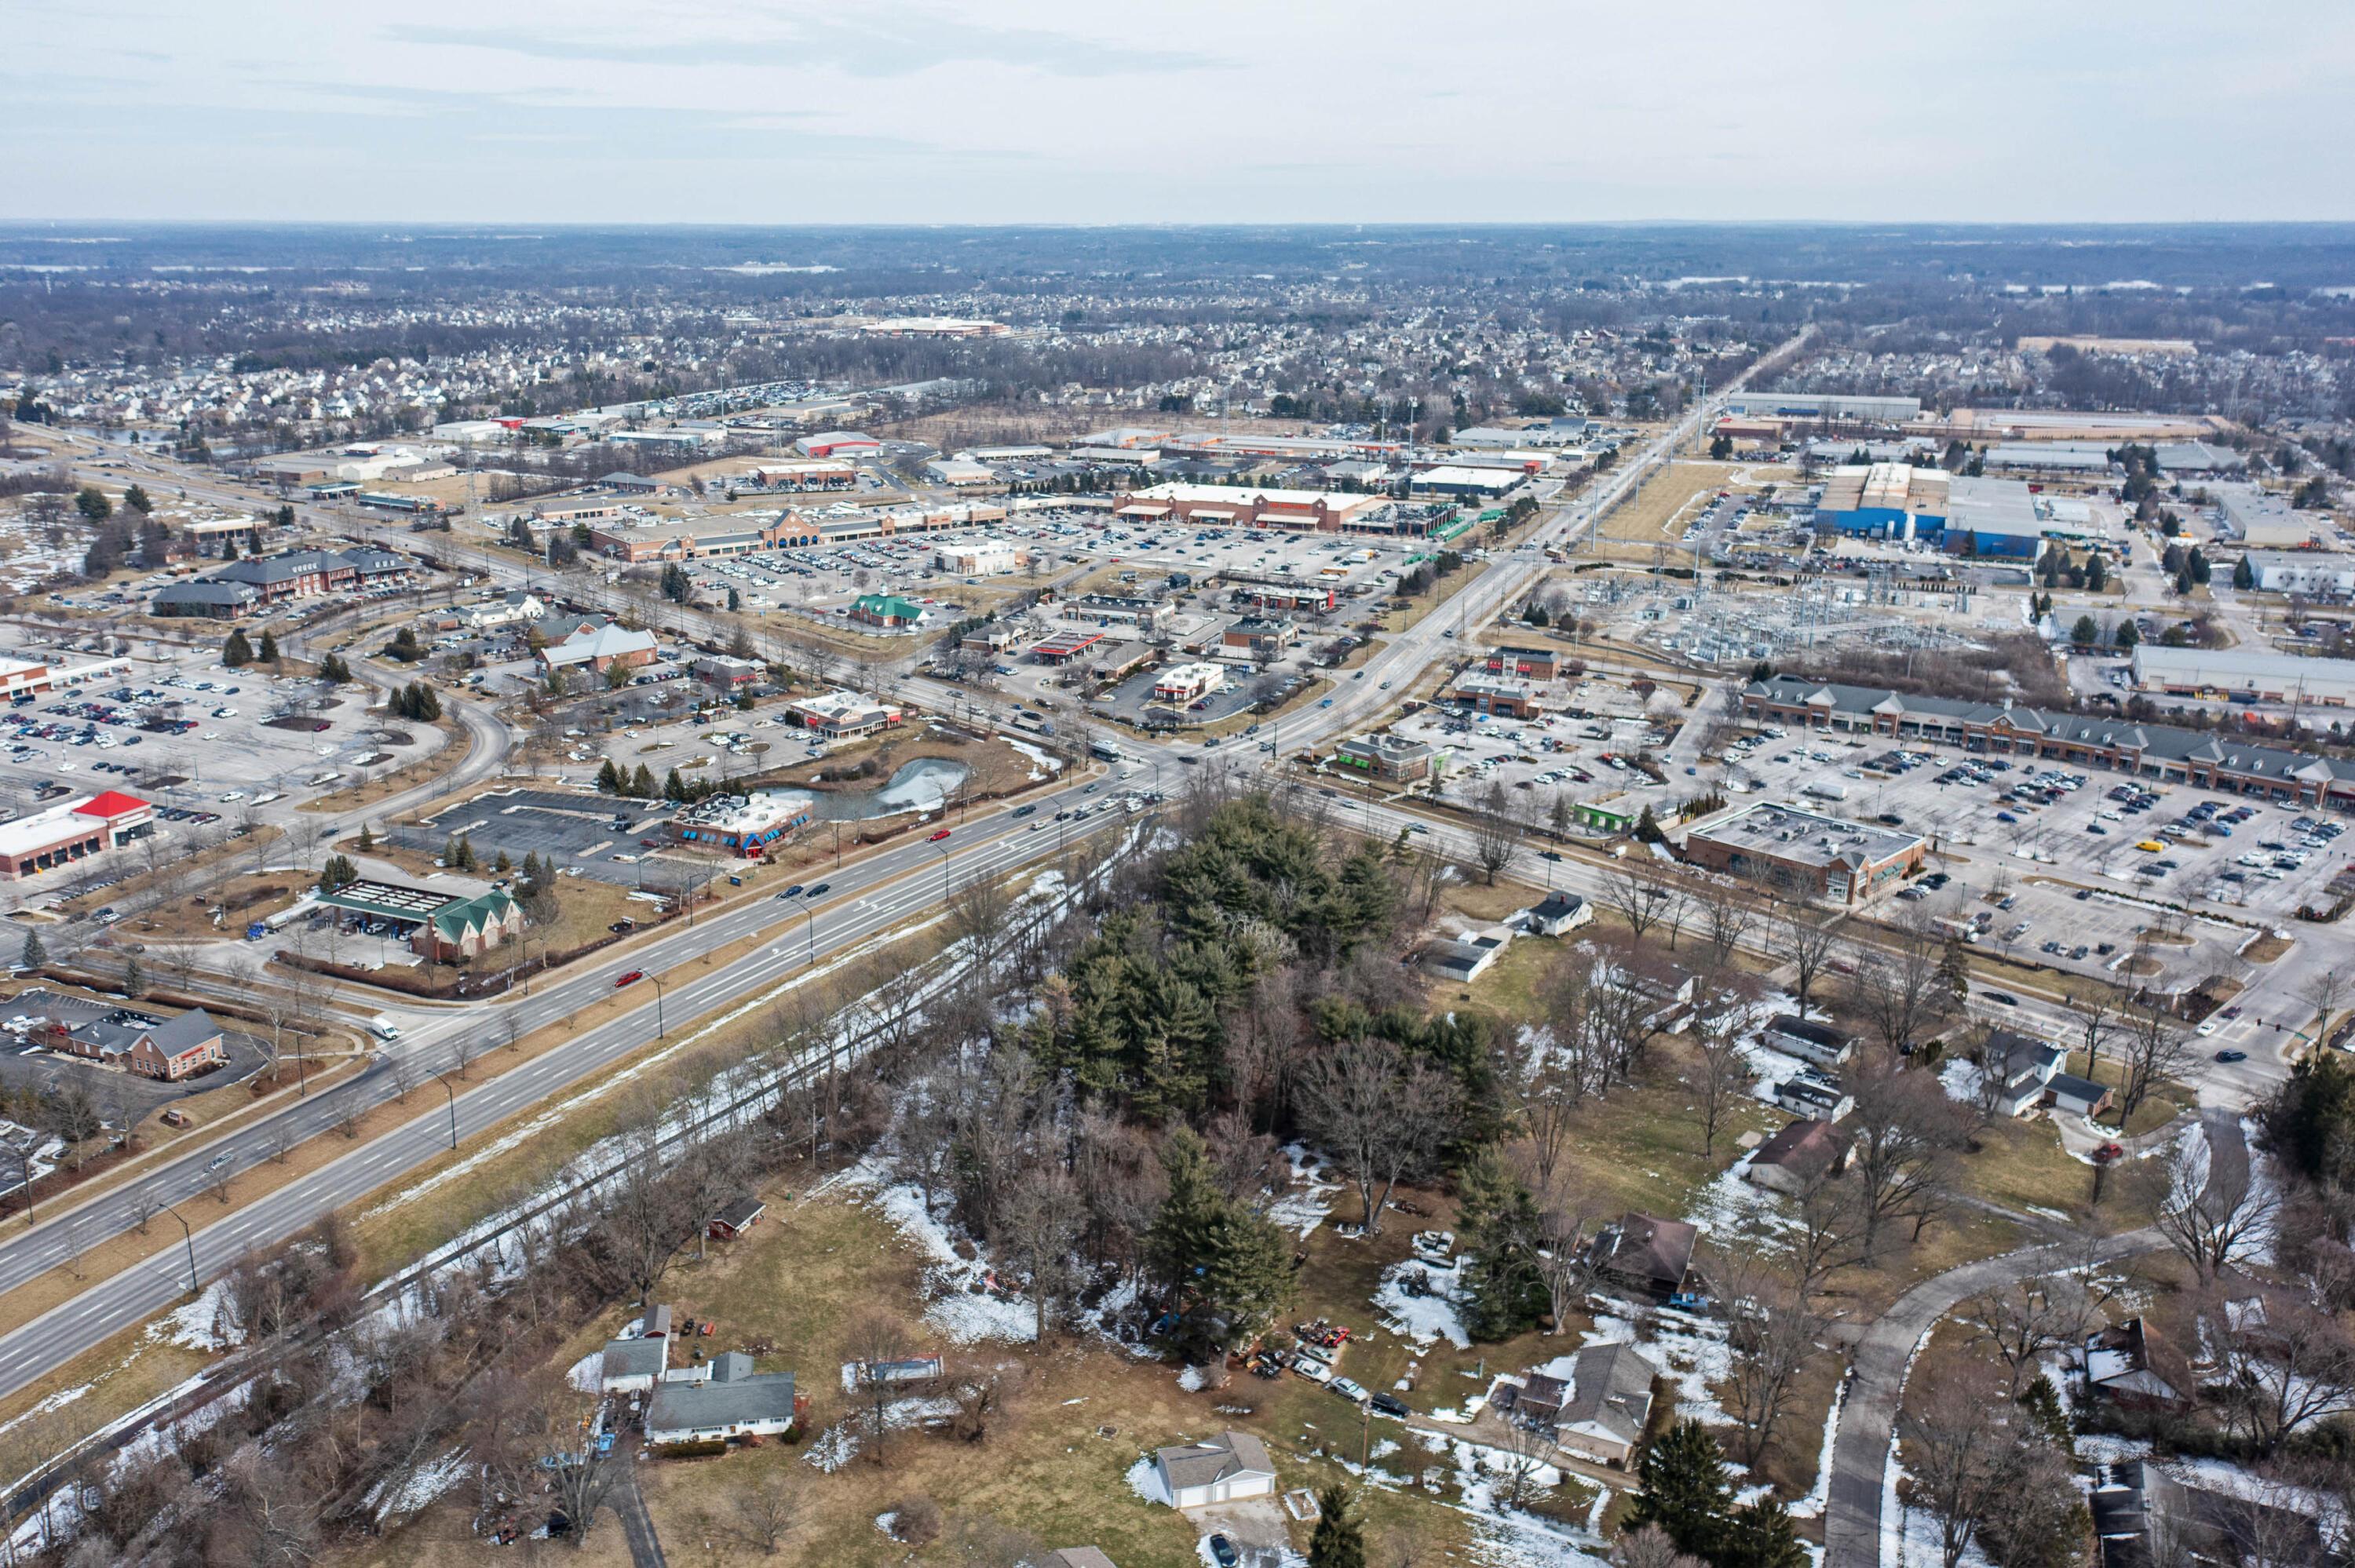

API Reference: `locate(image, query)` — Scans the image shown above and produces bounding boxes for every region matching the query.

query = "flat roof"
[1686,800,1924,870]
[2131,644,2355,686]
[316,879,464,922]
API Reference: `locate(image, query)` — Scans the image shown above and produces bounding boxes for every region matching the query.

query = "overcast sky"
[9,1,2353,224]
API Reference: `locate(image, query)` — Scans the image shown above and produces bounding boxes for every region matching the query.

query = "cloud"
[382,11,1227,79]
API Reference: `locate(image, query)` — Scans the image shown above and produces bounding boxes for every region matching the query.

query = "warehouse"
[2243,552,2355,597]
[1410,465,1527,500]
[1722,392,1922,423]
[2130,646,2355,706]
[1679,802,1926,907]
[1982,443,2113,477]
[1813,463,1946,543]
[795,432,880,458]
[925,458,995,487]
[2216,486,2317,549]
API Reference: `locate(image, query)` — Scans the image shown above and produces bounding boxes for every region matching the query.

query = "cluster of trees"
[590,757,727,804]
[317,652,352,684]
[383,627,424,662]
[316,853,359,893]
[221,628,277,667]
[390,683,442,721]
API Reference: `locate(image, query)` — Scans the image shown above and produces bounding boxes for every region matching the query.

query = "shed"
[708,1196,768,1242]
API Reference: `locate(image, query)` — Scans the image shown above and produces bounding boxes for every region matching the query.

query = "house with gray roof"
[643,1353,805,1446]
[1153,1430,1276,1509]
[1550,1343,1659,1469]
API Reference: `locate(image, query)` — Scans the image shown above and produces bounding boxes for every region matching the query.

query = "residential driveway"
[1190,1495,1291,1563]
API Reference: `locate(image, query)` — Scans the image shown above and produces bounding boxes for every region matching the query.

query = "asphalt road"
[0,781,1130,1403]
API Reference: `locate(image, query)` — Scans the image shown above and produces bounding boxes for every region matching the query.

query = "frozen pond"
[802,757,970,822]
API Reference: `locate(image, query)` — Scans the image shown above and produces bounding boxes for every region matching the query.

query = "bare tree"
[1295,1040,1455,1234]
[1688,978,1754,1160]
[1769,896,1838,1019]
[1847,917,1952,1057]
[2065,990,2121,1084]
[1605,862,1676,943]
[999,1162,1083,1340]
[1962,1272,2085,1397]
[1612,1526,1707,1568]
[1697,881,1756,969]
[2116,1001,2195,1124]
[2203,1284,2355,1454]
[1714,1244,1827,1467]
[1897,1369,2013,1568]
[1846,1049,1965,1260]
[712,1472,801,1555]
[1469,781,1521,885]
[847,1311,911,1466]
[533,1382,619,1546]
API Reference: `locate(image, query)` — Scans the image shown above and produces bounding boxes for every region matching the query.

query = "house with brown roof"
[1744,1119,1849,1196]
[2083,1318,2189,1414]
[1590,1213,1700,1304]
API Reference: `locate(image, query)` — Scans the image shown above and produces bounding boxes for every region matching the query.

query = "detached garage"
[1154,1431,1277,1509]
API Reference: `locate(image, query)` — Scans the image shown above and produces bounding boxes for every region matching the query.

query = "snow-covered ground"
[1373,1258,1471,1352]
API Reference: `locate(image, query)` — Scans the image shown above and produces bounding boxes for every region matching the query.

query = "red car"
[615,970,644,988]
[928,828,952,842]
[2093,1142,2124,1163]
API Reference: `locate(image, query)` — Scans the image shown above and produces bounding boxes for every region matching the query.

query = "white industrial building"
[2243,551,2355,597]
[2130,645,2355,706]
[2216,485,2317,549]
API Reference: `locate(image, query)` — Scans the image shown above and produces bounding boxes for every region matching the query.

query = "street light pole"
[436,1075,458,1150]
[804,906,817,967]
[651,974,666,1038]
[165,1203,198,1295]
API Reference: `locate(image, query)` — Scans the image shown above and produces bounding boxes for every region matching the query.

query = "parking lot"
[0,642,441,842]
[1367,676,1685,805]
[396,789,692,893]
[1712,726,2346,985]
[0,989,268,1115]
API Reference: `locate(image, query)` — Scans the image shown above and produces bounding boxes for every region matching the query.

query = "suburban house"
[410,889,523,964]
[38,1001,227,1082]
[1767,1014,1857,1067]
[453,590,546,633]
[1977,1030,2067,1117]
[707,1197,768,1242]
[1589,1213,1701,1304]
[1745,1119,1849,1195]
[643,1352,805,1446]
[1153,1431,1277,1509]
[1523,892,1594,937]
[537,620,659,677]
[1497,1343,1660,1469]
[1773,1074,1854,1123]
[2084,1318,2189,1414]
[2089,1459,2324,1568]
[1043,1551,1120,1568]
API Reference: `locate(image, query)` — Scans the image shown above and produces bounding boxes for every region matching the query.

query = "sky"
[9,0,2355,224]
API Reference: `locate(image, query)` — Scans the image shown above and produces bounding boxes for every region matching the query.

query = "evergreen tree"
[222,629,254,668]
[257,629,279,662]
[442,835,459,866]
[494,849,512,873]
[727,586,741,612]
[356,823,373,851]
[1626,1419,1735,1560]
[121,483,152,515]
[2018,1373,2074,1456]
[124,956,146,998]
[595,758,623,793]
[319,653,351,684]
[2233,554,2256,589]
[221,534,239,560]
[630,763,658,798]
[663,768,687,802]
[455,835,476,870]
[1634,804,1665,844]
[18,928,44,971]
[1455,1147,1546,1340]
[1144,1127,1296,1363]
[2069,614,2099,647]
[2174,566,2195,596]
[1307,1484,1366,1568]
[75,486,112,523]
[2114,619,2140,650]
[2084,554,2107,593]
[318,854,358,892]
[1718,1496,1809,1568]
[2189,546,2211,585]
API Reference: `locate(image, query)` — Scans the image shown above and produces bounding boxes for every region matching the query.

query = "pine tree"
[1634,804,1665,844]
[1455,1147,1546,1340]
[1719,1496,1808,1568]
[2233,554,2256,590]
[356,822,373,851]
[595,758,623,793]
[442,835,459,866]
[1625,1419,1735,1560]
[455,835,476,870]
[2084,554,2107,593]
[630,764,657,798]
[494,849,512,873]
[258,629,279,662]
[2070,614,2100,647]
[2115,619,2140,650]
[18,928,45,971]
[1145,1127,1297,1362]
[1307,1484,1366,1568]
[222,629,254,668]
[663,768,687,802]
[124,956,146,998]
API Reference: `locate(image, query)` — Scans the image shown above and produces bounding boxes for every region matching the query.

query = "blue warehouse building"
[1813,464,2045,561]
